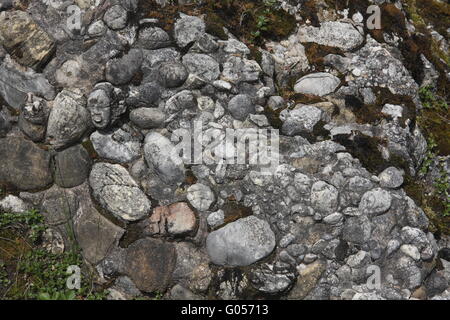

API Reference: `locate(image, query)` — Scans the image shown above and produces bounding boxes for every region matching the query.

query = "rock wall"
[0,0,449,300]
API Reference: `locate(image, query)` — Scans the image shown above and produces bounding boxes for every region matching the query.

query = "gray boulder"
[359,188,392,217]
[142,48,181,74]
[310,181,339,214]
[182,53,220,82]
[227,94,255,121]
[0,63,56,110]
[173,242,212,293]
[54,144,92,188]
[379,167,404,189]
[91,125,142,163]
[105,49,143,86]
[250,262,296,294]
[297,21,364,51]
[294,72,340,96]
[103,5,128,30]
[0,195,30,213]
[174,14,205,48]
[74,198,125,264]
[136,26,171,50]
[206,216,276,266]
[0,136,53,191]
[187,183,215,211]
[165,90,197,113]
[222,56,262,84]
[281,105,323,135]
[158,62,188,88]
[130,107,166,129]
[46,89,90,149]
[89,163,152,221]
[143,131,185,185]
[126,82,161,108]
[342,216,372,245]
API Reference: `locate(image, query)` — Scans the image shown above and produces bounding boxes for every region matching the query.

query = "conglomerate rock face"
[0,0,449,300]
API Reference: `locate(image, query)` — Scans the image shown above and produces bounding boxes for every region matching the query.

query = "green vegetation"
[419,85,449,112]
[0,209,45,242]
[402,84,450,234]
[416,85,450,156]
[419,136,438,175]
[139,0,296,46]
[434,163,450,217]
[0,209,107,300]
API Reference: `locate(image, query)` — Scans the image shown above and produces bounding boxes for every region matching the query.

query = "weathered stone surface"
[0,137,53,191]
[379,167,404,189]
[294,73,340,96]
[164,90,196,113]
[206,216,276,266]
[267,96,285,111]
[144,202,197,236]
[158,62,188,88]
[310,181,339,214]
[41,228,65,254]
[144,131,185,185]
[74,202,125,265]
[105,49,143,86]
[281,105,323,135]
[288,260,327,300]
[250,262,296,294]
[207,209,225,229]
[142,48,181,74]
[54,144,92,188]
[359,188,392,217]
[222,56,262,83]
[127,82,161,108]
[170,284,203,300]
[40,185,79,226]
[46,89,90,149]
[174,14,205,48]
[344,36,419,97]
[297,21,364,51]
[103,5,128,30]
[107,276,142,300]
[182,53,220,82]
[130,108,166,129]
[173,242,212,292]
[0,0,12,11]
[187,183,215,211]
[91,125,142,163]
[166,202,197,236]
[0,62,56,110]
[136,26,171,50]
[0,10,55,69]
[0,108,11,137]
[89,163,152,221]
[125,238,176,293]
[227,94,255,121]
[18,109,46,142]
[342,216,372,245]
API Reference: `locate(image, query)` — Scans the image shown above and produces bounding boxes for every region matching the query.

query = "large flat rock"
[0,136,53,191]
